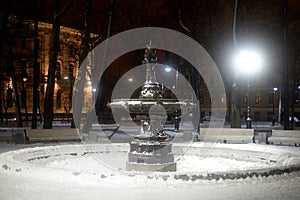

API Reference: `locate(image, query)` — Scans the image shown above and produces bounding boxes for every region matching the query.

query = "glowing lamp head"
[235,50,262,73]
[165,67,172,73]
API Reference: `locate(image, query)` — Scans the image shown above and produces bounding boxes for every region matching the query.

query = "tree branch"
[58,0,74,17]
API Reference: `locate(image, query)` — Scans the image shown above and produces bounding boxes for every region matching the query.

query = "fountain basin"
[1,143,300,200]
[110,98,194,115]
[1,143,300,184]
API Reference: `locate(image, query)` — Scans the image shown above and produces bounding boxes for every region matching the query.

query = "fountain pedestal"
[126,140,176,172]
[126,102,176,172]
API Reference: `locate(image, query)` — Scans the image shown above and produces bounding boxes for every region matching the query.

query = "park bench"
[198,128,255,144]
[26,128,81,143]
[254,129,272,144]
[0,128,27,144]
[53,113,72,122]
[267,130,300,146]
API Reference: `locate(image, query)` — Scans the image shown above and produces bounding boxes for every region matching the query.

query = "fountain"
[109,43,195,172]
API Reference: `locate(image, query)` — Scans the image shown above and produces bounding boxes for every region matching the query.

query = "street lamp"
[164,66,180,131]
[235,50,262,129]
[272,87,278,126]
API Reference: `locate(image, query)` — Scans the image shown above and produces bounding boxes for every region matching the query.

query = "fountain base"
[126,139,176,172]
[126,161,176,172]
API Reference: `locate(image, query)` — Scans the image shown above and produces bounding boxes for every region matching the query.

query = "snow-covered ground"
[0,142,300,200]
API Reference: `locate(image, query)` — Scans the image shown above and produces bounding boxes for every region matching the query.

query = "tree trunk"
[282,0,290,130]
[43,0,74,129]
[10,60,23,127]
[0,78,3,122]
[290,58,296,130]
[230,0,241,128]
[43,0,61,129]
[225,82,231,123]
[230,80,241,128]
[31,0,39,129]
[72,0,93,129]
[0,4,9,123]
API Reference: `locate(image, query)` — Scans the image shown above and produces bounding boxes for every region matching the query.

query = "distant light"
[298,85,300,90]
[92,88,96,92]
[64,76,69,80]
[165,67,172,72]
[235,50,262,73]
[273,87,278,92]
[128,78,133,82]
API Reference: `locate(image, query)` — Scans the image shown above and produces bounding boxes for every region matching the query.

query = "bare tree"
[31,0,39,129]
[8,44,22,127]
[72,0,94,129]
[43,0,74,129]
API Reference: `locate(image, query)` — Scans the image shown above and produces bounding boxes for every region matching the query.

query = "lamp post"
[246,74,251,128]
[272,87,278,126]
[235,50,262,129]
[164,66,172,98]
[165,66,181,131]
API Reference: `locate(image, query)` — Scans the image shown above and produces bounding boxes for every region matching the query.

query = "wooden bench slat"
[26,128,81,143]
[198,128,254,143]
[267,130,300,146]
[271,130,300,137]
[0,136,13,142]
[200,128,254,134]
[29,138,81,142]
[199,135,254,139]
[268,137,300,142]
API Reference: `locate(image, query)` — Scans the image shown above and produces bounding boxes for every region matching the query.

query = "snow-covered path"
[0,143,300,200]
[1,169,299,200]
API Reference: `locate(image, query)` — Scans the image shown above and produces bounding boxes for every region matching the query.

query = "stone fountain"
[109,43,195,172]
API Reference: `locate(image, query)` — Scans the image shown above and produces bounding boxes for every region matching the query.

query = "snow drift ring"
[1,144,300,183]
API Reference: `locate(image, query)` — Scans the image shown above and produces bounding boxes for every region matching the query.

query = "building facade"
[0,16,82,120]
[0,16,299,124]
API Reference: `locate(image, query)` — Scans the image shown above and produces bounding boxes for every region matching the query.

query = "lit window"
[221,97,225,104]
[255,93,261,104]
[56,62,61,79]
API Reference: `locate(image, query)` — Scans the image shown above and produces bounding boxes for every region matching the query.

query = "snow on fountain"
[109,43,195,172]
